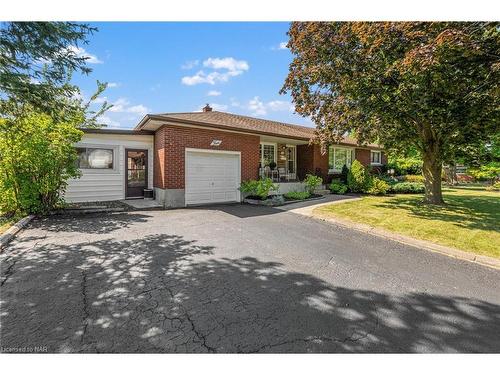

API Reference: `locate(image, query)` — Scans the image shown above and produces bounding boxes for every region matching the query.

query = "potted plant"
[269,161,277,170]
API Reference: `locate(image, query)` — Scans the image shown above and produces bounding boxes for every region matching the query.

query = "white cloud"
[181,57,249,86]
[107,82,120,88]
[67,45,103,64]
[98,115,121,128]
[109,98,149,116]
[271,41,288,51]
[248,97,267,116]
[181,60,199,69]
[207,90,221,97]
[203,57,249,72]
[240,96,294,116]
[267,100,294,112]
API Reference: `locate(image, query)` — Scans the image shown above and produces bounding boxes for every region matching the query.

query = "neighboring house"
[66,105,386,207]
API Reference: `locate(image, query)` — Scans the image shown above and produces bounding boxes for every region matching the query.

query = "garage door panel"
[185,151,240,205]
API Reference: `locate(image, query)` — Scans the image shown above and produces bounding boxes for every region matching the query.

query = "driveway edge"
[0,215,35,250]
[285,199,500,270]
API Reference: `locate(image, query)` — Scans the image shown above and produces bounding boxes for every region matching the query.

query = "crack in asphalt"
[80,269,90,346]
[243,315,380,353]
[0,258,17,287]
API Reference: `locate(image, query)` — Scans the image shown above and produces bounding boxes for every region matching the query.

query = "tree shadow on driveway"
[1,231,499,353]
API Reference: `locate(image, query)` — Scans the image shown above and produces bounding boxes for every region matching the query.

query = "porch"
[259,140,303,182]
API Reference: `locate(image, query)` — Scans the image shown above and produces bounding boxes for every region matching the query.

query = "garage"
[185,149,241,205]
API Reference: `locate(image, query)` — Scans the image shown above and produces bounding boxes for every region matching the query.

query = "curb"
[50,207,126,215]
[314,214,500,271]
[0,215,35,250]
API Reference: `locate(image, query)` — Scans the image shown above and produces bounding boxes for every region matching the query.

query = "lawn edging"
[0,215,35,250]
[314,213,500,270]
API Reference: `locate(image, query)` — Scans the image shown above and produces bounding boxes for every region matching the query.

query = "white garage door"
[185,150,241,205]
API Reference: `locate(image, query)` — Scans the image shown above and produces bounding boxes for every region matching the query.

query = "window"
[328,146,354,173]
[259,143,276,167]
[76,147,114,169]
[370,150,382,165]
[286,145,296,173]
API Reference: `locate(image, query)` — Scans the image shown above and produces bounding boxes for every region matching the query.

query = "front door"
[125,149,148,198]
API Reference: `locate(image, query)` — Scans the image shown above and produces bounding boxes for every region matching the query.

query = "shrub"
[304,174,323,194]
[0,109,83,215]
[239,178,277,199]
[340,164,349,184]
[347,160,370,193]
[402,174,424,183]
[389,182,425,194]
[284,191,311,200]
[485,182,500,191]
[366,177,390,195]
[468,162,500,184]
[329,182,348,195]
[386,156,423,175]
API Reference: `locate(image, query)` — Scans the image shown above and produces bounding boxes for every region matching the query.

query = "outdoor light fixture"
[210,140,222,146]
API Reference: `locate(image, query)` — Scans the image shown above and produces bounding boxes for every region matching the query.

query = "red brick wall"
[154,127,166,189]
[153,125,260,189]
[297,144,329,181]
[355,148,371,166]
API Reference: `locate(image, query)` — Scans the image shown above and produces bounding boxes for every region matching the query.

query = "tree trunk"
[422,150,444,205]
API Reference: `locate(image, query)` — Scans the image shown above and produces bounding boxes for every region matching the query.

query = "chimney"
[202,104,212,112]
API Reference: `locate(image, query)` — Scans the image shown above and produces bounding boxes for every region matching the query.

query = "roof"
[82,128,155,135]
[135,110,382,149]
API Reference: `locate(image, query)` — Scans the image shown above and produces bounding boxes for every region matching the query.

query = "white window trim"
[370,150,382,165]
[260,142,277,167]
[328,146,355,174]
[285,144,297,174]
[74,143,119,174]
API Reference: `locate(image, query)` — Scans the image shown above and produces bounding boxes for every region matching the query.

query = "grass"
[315,186,500,259]
[0,216,16,235]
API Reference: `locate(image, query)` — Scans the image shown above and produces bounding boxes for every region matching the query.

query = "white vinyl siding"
[65,133,153,203]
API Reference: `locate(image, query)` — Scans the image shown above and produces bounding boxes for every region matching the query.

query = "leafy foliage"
[402,174,425,183]
[347,160,370,193]
[367,177,390,195]
[485,182,500,191]
[388,182,426,194]
[239,178,278,199]
[387,156,423,176]
[340,164,349,184]
[282,22,500,204]
[1,22,94,115]
[0,107,83,215]
[329,182,348,194]
[303,174,323,194]
[468,162,500,183]
[284,191,311,200]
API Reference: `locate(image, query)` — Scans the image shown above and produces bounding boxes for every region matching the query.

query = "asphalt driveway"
[1,204,499,353]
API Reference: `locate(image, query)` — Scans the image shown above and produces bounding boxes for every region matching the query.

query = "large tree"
[282,22,500,204]
[0,22,108,123]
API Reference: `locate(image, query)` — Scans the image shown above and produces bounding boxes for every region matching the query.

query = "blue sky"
[73,22,313,129]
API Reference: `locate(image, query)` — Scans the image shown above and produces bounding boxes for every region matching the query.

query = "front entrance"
[125,149,148,198]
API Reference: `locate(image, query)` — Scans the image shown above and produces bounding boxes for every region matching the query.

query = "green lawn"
[315,186,500,259]
[0,216,16,235]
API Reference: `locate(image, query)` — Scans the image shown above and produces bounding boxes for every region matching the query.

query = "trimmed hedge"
[389,182,425,194]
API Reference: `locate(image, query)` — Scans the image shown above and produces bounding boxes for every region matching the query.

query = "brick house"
[66,105,386,207]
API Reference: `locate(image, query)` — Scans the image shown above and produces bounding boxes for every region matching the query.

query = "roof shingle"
[136,111,381,149]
